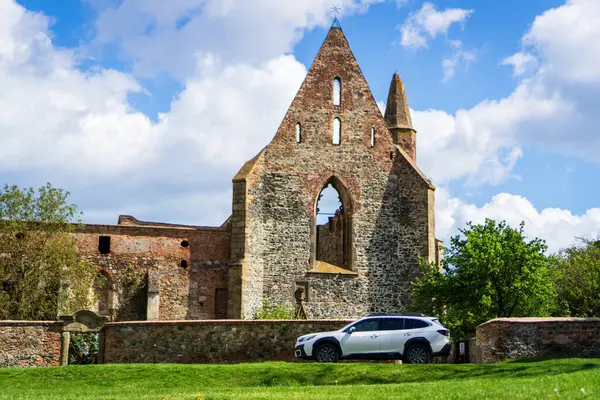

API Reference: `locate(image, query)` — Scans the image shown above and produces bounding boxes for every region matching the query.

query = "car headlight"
[299,334,316,342]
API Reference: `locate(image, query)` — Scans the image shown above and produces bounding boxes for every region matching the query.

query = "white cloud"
[0,0,308,226]
[522,0,600,85]
[0,0,154,176]
[90,0,385,78]
[414,0,600,186]
[413,75,562,185]
[441,40,478,82]
[399,2,473,49]
[502,52,538,77]
[436,188,600,254]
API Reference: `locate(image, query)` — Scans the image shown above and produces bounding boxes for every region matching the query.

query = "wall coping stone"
[105,319,354,327]
[0,321,63,327]
[478,317,600,328]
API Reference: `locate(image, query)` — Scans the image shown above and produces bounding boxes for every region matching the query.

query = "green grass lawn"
[0,358,598,399]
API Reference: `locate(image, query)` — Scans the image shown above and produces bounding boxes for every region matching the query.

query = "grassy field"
[0,358,598,399]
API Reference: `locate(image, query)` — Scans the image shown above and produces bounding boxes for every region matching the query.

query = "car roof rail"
[366,312,428,317]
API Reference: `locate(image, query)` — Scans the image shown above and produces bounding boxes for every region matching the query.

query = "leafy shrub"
[69,332,99,365]
[253,301,295,320]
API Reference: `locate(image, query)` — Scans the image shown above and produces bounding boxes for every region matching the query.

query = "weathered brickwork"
[73,218,231,321]
[228,26,436,319]
[476,318,600,363]
[0,322,62,367]
[103,319,352,364]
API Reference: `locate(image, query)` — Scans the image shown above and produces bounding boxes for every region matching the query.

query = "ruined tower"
[384,72,417,162]
[227,22,438,319]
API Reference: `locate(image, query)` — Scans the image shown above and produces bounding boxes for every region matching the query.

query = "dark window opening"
[390,151,394,160]
[180,240,190,248]
[98,236,111,254]
[181,260,188,269]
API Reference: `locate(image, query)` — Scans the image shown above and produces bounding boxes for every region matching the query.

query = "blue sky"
[2,0,600,253]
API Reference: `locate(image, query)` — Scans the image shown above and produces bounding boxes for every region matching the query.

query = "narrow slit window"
[333,118,341,145]
[333,78,341,106]
[98,236,111,254]
[370,127,375,148]
[295,123,302,143]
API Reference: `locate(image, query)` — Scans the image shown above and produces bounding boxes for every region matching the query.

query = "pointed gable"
[284,26,381,114]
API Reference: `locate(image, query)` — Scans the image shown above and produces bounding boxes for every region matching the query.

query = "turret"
[384,72,417,162]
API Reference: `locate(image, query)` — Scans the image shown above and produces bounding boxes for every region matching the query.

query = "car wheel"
[315,343,339,363]
[405,344,431,364]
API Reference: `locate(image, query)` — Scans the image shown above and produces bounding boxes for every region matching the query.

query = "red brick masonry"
[0,321,63,367]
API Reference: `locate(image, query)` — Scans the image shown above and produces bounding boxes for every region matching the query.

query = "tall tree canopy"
[0,183,94,320]
[553,237,600,317]
[411,218,556,339]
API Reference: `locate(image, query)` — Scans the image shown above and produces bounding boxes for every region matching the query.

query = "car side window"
[404,319,430,329]
[382,318,404,331]
[351,319,380,332]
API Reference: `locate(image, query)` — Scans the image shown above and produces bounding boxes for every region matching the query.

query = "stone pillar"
[435,239,444,272]
[97,330,105,364]
[147,270,160,321]
[59,331,70,366]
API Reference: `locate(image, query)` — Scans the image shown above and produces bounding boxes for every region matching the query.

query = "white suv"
[294,313,451,364]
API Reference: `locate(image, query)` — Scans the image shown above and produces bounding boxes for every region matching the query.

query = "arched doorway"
[91,270,114,321]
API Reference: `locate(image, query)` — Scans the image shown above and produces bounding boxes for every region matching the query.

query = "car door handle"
[370,334,379,339]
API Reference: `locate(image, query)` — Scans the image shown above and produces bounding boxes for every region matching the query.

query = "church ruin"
[77,22,441,321]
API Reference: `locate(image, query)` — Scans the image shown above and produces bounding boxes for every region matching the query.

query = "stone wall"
[103,319,352,364]
[74,218,231,321]
[0,321,63,367]
[476,317,600,363]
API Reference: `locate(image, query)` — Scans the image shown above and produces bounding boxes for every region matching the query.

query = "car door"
[340,318,382,356]
[379,317,406,354]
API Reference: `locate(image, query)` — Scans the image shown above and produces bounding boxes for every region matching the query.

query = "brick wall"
[476,317,600,363]
[0,321,63,367]
[103,319,352,364]
[73,219,231,321]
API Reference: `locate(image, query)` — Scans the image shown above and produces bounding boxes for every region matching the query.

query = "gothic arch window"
[333,117,341,145]
[333,77,341,106]
[370,127,375,148]
[312,176,353,270]
[295,122,302,143]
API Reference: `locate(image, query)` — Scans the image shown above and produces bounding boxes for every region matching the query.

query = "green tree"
[553,237,600,317]
[411,218,556,339]
[0,183,95,320]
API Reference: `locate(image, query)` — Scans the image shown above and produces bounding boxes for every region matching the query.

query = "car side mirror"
[348,326,356,334]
